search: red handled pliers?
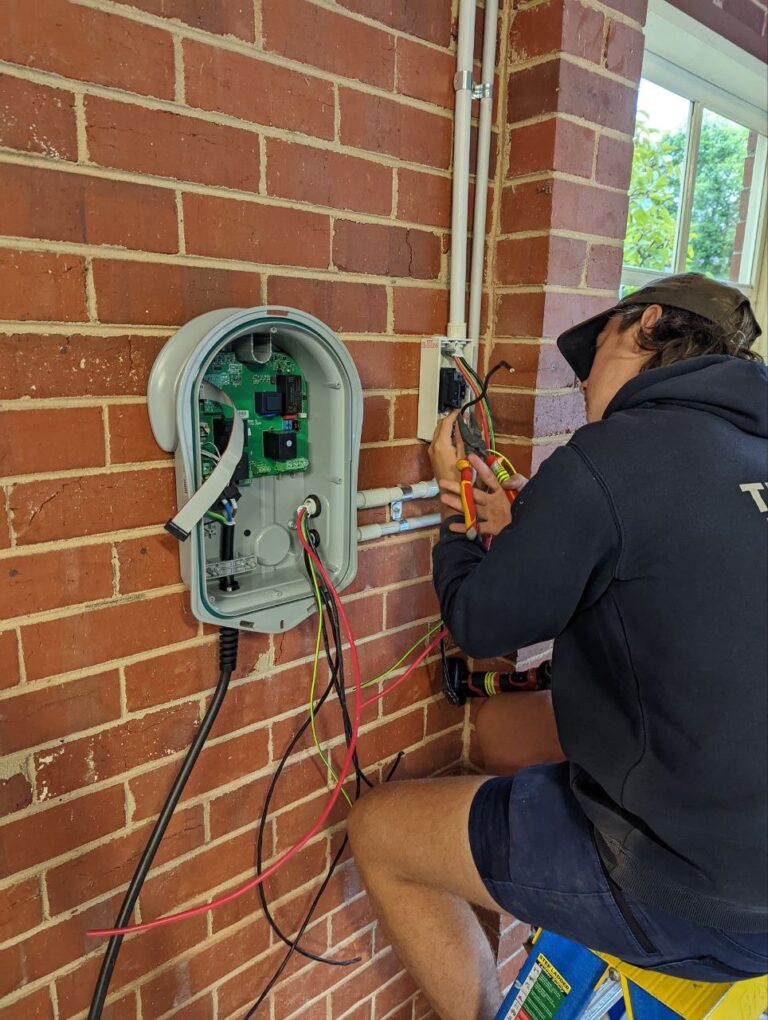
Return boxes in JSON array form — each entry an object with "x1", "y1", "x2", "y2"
[{"x1": 456, "y1": 414, "x2": 516, "y2": 540}]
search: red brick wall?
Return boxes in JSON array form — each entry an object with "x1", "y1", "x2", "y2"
[
  {"x1": 667, "y1": 0, "x2": 768, "y2": 62},
  {"x1": 0, "y1": 1, "x2": 471, "y2": 1016}
]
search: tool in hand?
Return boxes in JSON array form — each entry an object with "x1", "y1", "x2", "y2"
[
  {"x1": 455, "y1": 412, "x2": 517, "y2": 540},
  {"x1": 441, "y1": 655, "x2": 552, "y2": 706}
]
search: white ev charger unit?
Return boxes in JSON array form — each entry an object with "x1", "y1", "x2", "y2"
[{"x1": 147, "y1": 306, "x2": 363, "y2": 633}]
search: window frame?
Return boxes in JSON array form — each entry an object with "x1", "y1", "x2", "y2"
[{"x1": 622, "y1": 0, "x2": 768, "y2": 329}]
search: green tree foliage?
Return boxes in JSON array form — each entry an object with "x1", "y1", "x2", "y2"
[{"x1": 625, "y1": 109, "x2": 750, "y2": 281}]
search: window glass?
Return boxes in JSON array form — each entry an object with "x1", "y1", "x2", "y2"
[
  {"x1": 625, "y1": 80, "x2": 691, "y2": 273},
  {"x1": 686, "y1": 110, "x2": 756, "y2": 283}
]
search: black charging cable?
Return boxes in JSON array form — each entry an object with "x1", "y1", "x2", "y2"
[{"x1": 87, "y1": 627, "x2": 239, "y2": 1019}]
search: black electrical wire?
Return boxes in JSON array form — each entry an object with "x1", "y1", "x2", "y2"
[
  {"x1": 460, "y1": 359, "x2": 512, "y2": 418},
  {"x1": 246, "y1": 538, "x2": 408, "y2": 1016},
  {"x1": 244, "y1": 752, "x2": 405, "y2": 1020},
  {"x1": 87, "y1": 628, "x2": 239, "y2": 1020}
]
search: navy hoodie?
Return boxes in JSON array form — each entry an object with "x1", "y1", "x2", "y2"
[{"x1": 433, "y1": 356, "x2": 768, "y2": 931}]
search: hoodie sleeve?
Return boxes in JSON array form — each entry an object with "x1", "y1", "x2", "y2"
[{"x1": 432, "y1": 443, "x2": 621, "y2": 658}]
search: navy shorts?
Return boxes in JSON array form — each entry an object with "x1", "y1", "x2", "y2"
[{"x1": 468, "y1": 763, "x2": 768, "y2": 982}]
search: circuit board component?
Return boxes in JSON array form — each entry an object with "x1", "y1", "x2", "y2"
[{"x1": 199, "y1": 349, "x2": 309, "y2": 481}]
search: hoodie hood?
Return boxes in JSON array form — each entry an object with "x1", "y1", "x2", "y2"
[{"x1": 604, "y1": 355, "x2": 768, "y2": 438}]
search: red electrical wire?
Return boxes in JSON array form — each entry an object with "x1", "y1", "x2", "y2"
[
  {"x1": 87, "y1": 508, "x2": 363, "y2": 940},
  {"x1": 360, "y1": 630, "x2": 447, "y2": 710}
]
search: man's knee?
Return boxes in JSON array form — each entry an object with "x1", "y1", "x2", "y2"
[
  {"x1": 475, "y1": 699, "x2": 533, "y2": 775},
  {"x1": 346, "y1": 783, "x2": 391, "y2": 868}
]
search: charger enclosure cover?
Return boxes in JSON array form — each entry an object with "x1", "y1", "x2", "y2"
[{"x1": 147, "y1": 306, "x2": 363, "y2": 633}]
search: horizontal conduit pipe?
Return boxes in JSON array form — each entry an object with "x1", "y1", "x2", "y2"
[
  {"x1": 356, "y1": 481, "x2": 439, "y2": 511},
  {"x1": 357, "y1": 514, "x2": 442, "y2": 543}
]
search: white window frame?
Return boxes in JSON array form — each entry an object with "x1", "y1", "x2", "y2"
[{"x1": 622, "y1": 0, "x2": 768, "y2": 340}]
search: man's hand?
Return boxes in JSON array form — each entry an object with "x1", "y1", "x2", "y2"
[
  {"x1": 439, "y1": 455, "x2": 528, "y2": 537},
  {"x1": 428, "y1": 411, "x2": 464, "y2": 490}
]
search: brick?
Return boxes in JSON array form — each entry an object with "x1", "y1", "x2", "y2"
[
  {"x1": 34, "y1": 699, "x2": 200, "y2": 799},
  {"x1": 359, "y1": 708, "x2": 425, "y2": 761},
  {"x1": 10, "y1": 467, "x2": 174, "y2": 545},
  {"x1": 0, "y1": 406, "x2": 105, "y2": 475},
  {"x1": 266, "y1": 138, "x2": 392, "y2": 216},
  {"x1": 53, "y1": 907, "x2": 207, "y2": 1018},
  {"x1": 599, "y1": 0, "x2": 648, "y2": 21},
  {"x1": 397, "y1": 169, "x2": 452, "y2": 228},
  {"x1": 0, "y1": 334, "x2": 166, "y2": 400},
  {"x1": 496, "y1": 235, "x2": 587, "y2": 287},
  {"x1": 0, "y1": 73, "x2": 76, "y2": 159},
  {"x1": 396, "y1": 37, "x2": 454, "y2": 108},
  {"x1": 46, "y1": 804, "x2": 204, "y2": 914},
  {"x1": 386, "y1": 579, "x2": 439, "y2": 629},
  {"x1": 186, "y1": 43, "x2": 333, "y2": 141},
  {"x1": 0, "y1": 164, "x2": 178, "y2": 254},
  {"x1": 0, "y1": 671, "x2": 120, "y2": 757},
  {"x1": 92, "y1": 260, "x2": 260, "y2": 327},
  {"x1": 349, "y1": 535, "x2": 432, "y2": 597},
  {"x1": 274, "y1": 590, "x2": 384, "y2": 665},
  {"x1": 183, "y1": 193, "x2": 330, "y2": 269},
  {"x1": 340, "y1": 89, "x2": 452, "y2": 170},
  {"x1": 0, "y1": 877, "x2": 41, "y2": 941},
  {"x1": 507, "y1": 59, "x2": 637, "y2": 135},
  {"x1": 267, "y1": 277, "x2": 387, "y2": 333},
  {"x1": 0, "y1": 987, "x2": 53, "y2": 1020},
  {"x1": 0, "y1": 250, "x2": 86, "y2": 322},
  {"x1": 534, "y1": 390, "x2": 586, "y2": 435},
  {"x1": 392, "y1": 286, "x2": 449, "y2": 334},
  {"x1": 507, "y1": 118, "x2": 595, "y2": 179},
  {"x1": 510, "y1": 0, "x2": 605, "y2": 63},
  {"x1": 501, "y1": 178, "x2": 628, "y2": 239},
  {"x1": 0, "y1": 785, "x2": 124, "y2": 876},
  {"x1": 392, "y1": 392, "x2": 418, "y2": 440},
  {"x1": 116, "y1": 532, "x2": 179, "y2": 594},
  {"x1": 395, "y1": 729, "x2": 463, "y2": 780},
  {"x1": 0, "y1": 0, "x2": 174, "y2": 99},
  {"x1": 333, "y1": 221, "x2": 441, "y2": 279},
  {"x1": 0, "y1": 767, "x2": 32, "y2": 817},
  {"x1": 22, "y1": 591, "x2": 196, "y2": 682},
  {"x1": 375, "y1": 970, "x2": 420, "y2": 1016},
  {"x1": 338, "y1": 0, "x2": 452, "y2": 46},
  {"x1": 604, "y1": 19, "x2": 645, "y2": 80},
  {"x1": 358, "y1": 443, "x2": 431, "y2": 489},
  {"x1": 86, "y1": 97, "x2": 260, "y2": 192},
  {"x1": 0, "y1": 544, "x2": 113, "y2": 620},
  {"x1": 595, "y1": 133, "x2": 634, "y2": 191},
  {"x1": 345, "y1": 340, "x2": 420, "y2": 389},
  {"x1": 362, "y1": 394, "x2": 391, "y2": 443},
  {"x1": 139, "y1": 915, "x2": 270, "y2": 1017},
  {"x1": 489, "y1": 340, "x2": 576, "y2": 390},
  {"x1": 586, "y1": 243, "x2": 623, "y2": 290},
  {"x1": 124, "y1": 641, "x2": 216, "y2": 711},
  {"x1": 112, "y1": 0, "x2": 254, "y2": 37},
  {"x1": 378, "y1": 662, "x2": 438, "y2": 717},
  {"x1": 330, "y1": 949, "x2": 403, "y2": 1017},
  {"x1": 107, "y1": 403, "x2": 167, "y2": 465},
  {"x1": 271, "y1": 930, "x2": 373, "y2": 1018},
  {"x1": 0, "y1": 629, "x2": 20, "y2": 690},
  {"x1": 264, "y1": 0, "x2": 395, "y2": 89}
]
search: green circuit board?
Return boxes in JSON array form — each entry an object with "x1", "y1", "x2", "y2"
[{"x1": 199, "y1": 349, "x2": 309, "y2": 481}]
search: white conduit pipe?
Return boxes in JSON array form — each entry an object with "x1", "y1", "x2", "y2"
[
  {"x1": 447, "y1": 0, "x2": 477, "y2": 342},
  {"x1": 356, "y1": 481, "x2": 439, "y2": 510},
  {"x1": 358, "y1": 513, "x2": 442, "y2": 543},
  {"x1": 468, "y1": 0, "x2": 499, "y2": 345}
]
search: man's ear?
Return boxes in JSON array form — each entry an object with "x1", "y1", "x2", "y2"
[{"x1": 640, "y1": 304, "x2": 663, "y2": 330}]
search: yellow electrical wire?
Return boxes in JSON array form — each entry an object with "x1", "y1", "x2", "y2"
[
  {"x1": 302, "y1": 515, "x2": 354, "y2": 807},
  {"x1": 488, "y1": 449, "x2": 518, "y2": 479},
  {"x1": 360, "y1": 622, "x2": 443, "y2": 690}
]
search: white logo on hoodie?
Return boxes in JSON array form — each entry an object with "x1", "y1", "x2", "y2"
[{"x1": 740, "y1": 483, "x2": 768, "y2": 513}]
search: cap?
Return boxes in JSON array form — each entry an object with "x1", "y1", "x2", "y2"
[{"x1": 556, "y1": 272, "x2": 762, "y2": 381}]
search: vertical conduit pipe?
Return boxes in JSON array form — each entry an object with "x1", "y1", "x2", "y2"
[
  {"x1": 447, "y1": 0, "x2": 478, "y2": 342},
  {"x1": 468, "y1": 0, "x2": 499, "y2": 348}
]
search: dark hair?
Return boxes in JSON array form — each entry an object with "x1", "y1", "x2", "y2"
[{"x1": 619, "y1": 303, "x2": 763, "y2": 373}]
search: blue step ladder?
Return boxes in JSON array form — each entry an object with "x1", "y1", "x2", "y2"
[{"x1": 495, "y1": 929, "x2": 768, "y2": 1020}]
